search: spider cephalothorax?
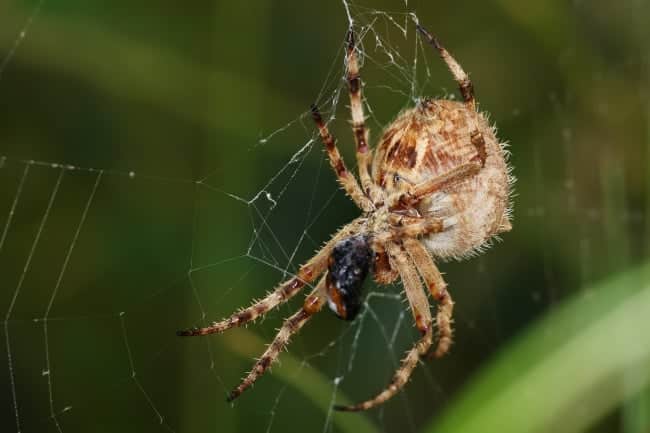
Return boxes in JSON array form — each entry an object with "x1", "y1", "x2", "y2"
[{"x1": 179, "y1": 23, "x2": 512, "y2": 412}]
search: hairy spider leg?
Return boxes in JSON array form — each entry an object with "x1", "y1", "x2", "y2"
[
  {"x1": 415, "y1": 24, "x2": 475, "y2": 110},
  {"x1": 335, "y1": 328, "x2": 433, "y2": 412},
  {"x1": 311, "y1": 105, "x2": 374, "y2": 212},
  {"x1": 177, "y1": 218, "x2": 364, "y2": 336},
  {"x1": 346, "y1": 29, "x2": 382, "y2": 205},
  {"x1": 416, "y1": 24, "x2": 487, "y2": 168},
  {"x1": 372, "y1": 244, "x2": 399, "y2": 285},
  {"x1": 389, "y1": 162, "x2": 481, "y2": 210},
  {"x1": 390, "y1": 216, "x2": 444, "y2": 239},
  {"x1": 386, "y1": 242, "x2": 432, "y2": 335},
  {"x1": 371, "y1": 214, "x2": 444, "y2": 284},
  {"x1": 226, "y1": 278, "x2": 327, "y2": 402},
  {"x1": 403, "y1": 238, "x2": 454, "y2": 358},
  {"x1": 335, "y1": 242, "x2": 432, "y2": 411},
  {"x1": 372, "y1": 216, "x2": 444, "y2": 245}
]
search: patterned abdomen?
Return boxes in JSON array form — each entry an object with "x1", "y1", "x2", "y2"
[{"x1": 372, "y1": 99, "x2": 512, "y2": 259}]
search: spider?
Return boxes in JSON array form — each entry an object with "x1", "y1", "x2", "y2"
[{"x1": 178, "y1": 24, "x2": 512, "y2": 412}]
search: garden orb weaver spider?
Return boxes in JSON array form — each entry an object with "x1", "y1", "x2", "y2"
[{"x1": 178, "y1": 23, "x2": 512, "y2": 412}]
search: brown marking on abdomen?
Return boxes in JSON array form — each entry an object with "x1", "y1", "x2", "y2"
[
  {"x1": 378, "y1": 170, "x2": 387, "y2": 188},
  {"x1": 385, "y1": 137, "x2": 419, "y2": 170},
  {"x1": 378, "y1": 128, "x2": 398, "y2": 151},
  {"x1": 435, "y1": 148, "x2": 457, "y2": 167},
  {"x1": 385, "y1": 140, "x2": 400, "y2": 164},
  {"x1": 406, "y1": 146, "x2": 418, "y2": 168},
  {"x1": 422, "y1": 147, "x2": 440, "y2": 172}
]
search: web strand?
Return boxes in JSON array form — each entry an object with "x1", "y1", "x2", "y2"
[
  {"x1": 41, "y1": 170, "x2": 101, "y2": 432},
  {"x1": 0, "y1": 2, "x2": 647, "y2": 433},
  {"x1": 0, "y1": 0, "x2": 45, "y2": 81},
  {"x1": 4, "y1": 164, "x2": 62, "y2": 433}
]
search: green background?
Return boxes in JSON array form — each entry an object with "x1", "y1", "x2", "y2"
[{"x1": 0, "y1": 1, "x2": 649, "y2": 432}]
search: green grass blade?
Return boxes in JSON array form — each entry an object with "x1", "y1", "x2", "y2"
[{"x1": 424, "y1": 263, "x2": 650, "y2": 433}]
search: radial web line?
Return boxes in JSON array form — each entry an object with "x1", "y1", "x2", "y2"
[
  {"x1": 0, "y1": 164, "x2": 29, "y2": 254},
  {"x1": 4, "y1": 165, "x2": 63, "y2": 433},
  {"x1": 41, "y1": 170, "x2": 102, "y2": 432},
  {"x1": 0, "y1": 0, "x2": 45, "y2": 79}
]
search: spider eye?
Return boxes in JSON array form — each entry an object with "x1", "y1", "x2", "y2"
[{"x1": 326, "y1": 235, "x2": 372, "y2": 321}]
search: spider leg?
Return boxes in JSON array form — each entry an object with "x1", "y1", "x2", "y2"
[
  {"x1": 385, "y1": 242, "x2": 432, "y2": 337},
  {"x1": 372, "y1": 243, "x2": 398, "y2": 285},
  {"x1": 388, "y1": 161, "x2": 481, "y2": 210},
  {"x1": 403, "y1": 238, "x2": 454, "y2": 358},
  {"x1": 178, "y1": 218, "x2": 364, "y2": 336},
  {"x1": 389, "y1": 215, "x2": 444, "y2": 239},
  {"x1": 311, "y1": 105, "x2": 374, "y2": 212},
  {"x1": 415, "y1": 24, "x2": 475, "y2": 110},
  {"x1": 226, "y1": 278, "x2": 327, "y2": 402},
  {"x1": 416, "y1": 24, "x2": 487, "y2": 168},
  {"x1": 335, "y1": 328, "x2": 432, "y2": 412},
  {"x1": 374, "y1": 217, "x2": 444, "y2": 243},
  {"x1": 345, "y1": 29, "x2": 382, "y2": 204},
  {"x1": 335, "y1": 242, "x2": 432, "y2": 412}
]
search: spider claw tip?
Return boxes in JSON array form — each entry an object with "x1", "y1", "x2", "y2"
[
  {"x1": 310, "y1": 104, "x2": 322, "y2": 122},
  {"x1": 415, "y1": 24, "x2": 442, "y2": 49},
  {"x1": 333, "y1": 404, "x2": 359, "y2": 412}
]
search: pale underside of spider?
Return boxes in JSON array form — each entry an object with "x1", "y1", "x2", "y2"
[{"x1": 179, "y1": 23, "x2": 512, "y2": 412}]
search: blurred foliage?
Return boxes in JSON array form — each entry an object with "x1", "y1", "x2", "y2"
[
  {"x1": 426, "y1": 263, "x2": 650, "y2": 433},
  {"x1": 0, "y1": 1, "x2": 648, "y2": 433}
]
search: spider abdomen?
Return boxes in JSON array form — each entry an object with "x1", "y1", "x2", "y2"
[{"x1": 373, "y1": 99, "x2": 512, "y2": 259}]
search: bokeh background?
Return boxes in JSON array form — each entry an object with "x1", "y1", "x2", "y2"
[{"x1": 1, "y1": 1, "x2": 649, "y2": 433}]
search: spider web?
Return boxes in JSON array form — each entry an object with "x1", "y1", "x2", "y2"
[{"x1": 1, "y1": 1, "x2": 649, "y2": 433}]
